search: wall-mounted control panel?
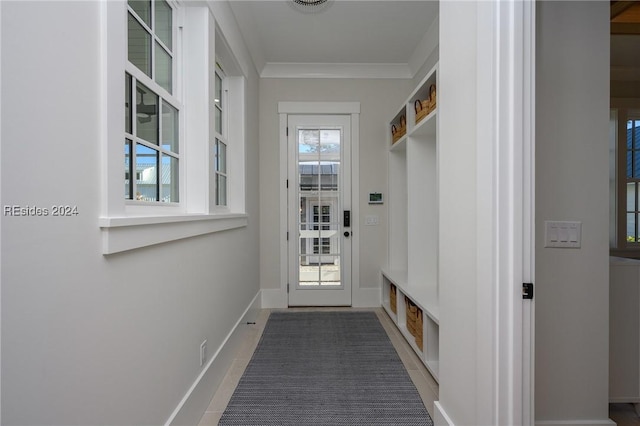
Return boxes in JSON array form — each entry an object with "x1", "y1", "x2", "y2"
[{"x1": 544, "y1": 221, "x2": 581, "y2": 248}]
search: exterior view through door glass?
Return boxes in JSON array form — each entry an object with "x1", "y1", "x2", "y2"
[{"x1": 288, "y1": 115, "x2": 351, "y2": 306}]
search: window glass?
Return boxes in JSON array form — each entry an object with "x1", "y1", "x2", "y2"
[
  {"x1": 162, "y1": 101, "x2": 179, "y2": 153},
  {"x1": 215, "y1": 73, "x2": 222, "y2": 134},
  {"x1": 136, "y1": 81, "x2": 159, "y2": 144},
  {"x1": 128, "y1": 0, "x2": 151, "y2": 26},
  {"x1": 125, "y1": 139, "x2": 133, "y2": 199},
  {"x1": 125, "y1": 74, "x2": 132, "y2": 134},
  {"x1": 217, "y1": 140, "x2": 227, "y2": 173},
  {"x1": 155, "y1": 0, "x2": 172, "y2": 50},
  {"x1": 162, "y1": 154, "x2": 179, "y2": 202},
  {"x1": 135, "y1": 143, "x2": 158, "y2": 201},
  {"x1": 215, "y1": 139, "x2": 228, "y2": 206},
  {"x1": 628, "y1": 213, "x2": 637, "y2": 242},
  {"x1": 128, "y1": 13, "x2": 151, "y2": 77},
  {"x1": 155, "y1": 43, "x2": 172, "y2": 94},
  {"x1": 627, "y1": 182, "x2": 636, "y2": 212},
  {"x1": 216, "y1": 175, "x2": 227, "y2": 206}
]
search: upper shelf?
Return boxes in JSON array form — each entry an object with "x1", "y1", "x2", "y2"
[{"x1": 389, "y1": 63, "x2": 438, "y2": 148}]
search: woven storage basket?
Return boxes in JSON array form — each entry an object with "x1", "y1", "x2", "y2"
[
  {"x1": 415, "y1": 99, "x2": 431, "y2": 124},
  {"x1": 427, "y1": 84, "x2": 437, "y2": 114},
  {"x1": 415, "y1": 308, "x2": 424, "y2": 351},
  {"x1": 405, "y1": 296, "x2": 418, "y2": 337},
  {"x1": 390, "y1": 284, "x2": 397, "y2": 314},
  {"x1": 391, "y1": 124, "x2": 406, "y2": 144}
]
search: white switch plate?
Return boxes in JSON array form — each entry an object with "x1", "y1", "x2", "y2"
[
  {"x1": 544, "y1": 221, "x2": 581, "y2": 248},
  {"x1": 365, "y1": 215, "x2": 379, "y2": 226}
]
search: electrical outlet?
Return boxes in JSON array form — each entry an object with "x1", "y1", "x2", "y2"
[{"x1": 200, "y1": 340, "x2": 207, "y2": 367}]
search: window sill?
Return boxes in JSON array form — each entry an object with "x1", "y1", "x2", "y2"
[{"x1": 99, "y1": 213, "x2": 248, "y2": 255}]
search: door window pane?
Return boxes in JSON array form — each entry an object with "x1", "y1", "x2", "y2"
[
  {"x1": 136, "y1": 81, "x2": 158, "y2": 144},
  {"x1": 128, "y1": 13, "x2": 151, "y2": 77},
  {"x1": 320, "y1": 129, "x2": 341, "y2": 155},
  {"x1": 136, "y1": 144, "x2": 158, "y2": 201},
  {"x1": 162, "y1": 101, "x2": 178, "y2": 153},
  {"x1": 155, "y1": 43, "x2": 172, "y2": 94},
  {"x1": 155, "y1": 0, "x2": 172, "y2": 50}
]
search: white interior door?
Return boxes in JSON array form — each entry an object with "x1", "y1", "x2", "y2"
[{"x1": 287, "y1": 115, "x2": 352, "y2": 306}]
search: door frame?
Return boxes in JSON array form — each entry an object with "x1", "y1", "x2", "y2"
[{"x1": 277, "y1": 102, "x2": 361, "y2": 307}]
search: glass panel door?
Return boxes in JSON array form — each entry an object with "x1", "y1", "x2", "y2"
[{"x1": 288, "y1": 115, "x2": 351, "y2": 306}]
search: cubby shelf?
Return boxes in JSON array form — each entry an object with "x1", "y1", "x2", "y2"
[{"x1": 383, "y1": 62, "x2": 439, "y2": 383}]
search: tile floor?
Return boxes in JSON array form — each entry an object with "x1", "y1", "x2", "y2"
[
  {"x1": 198, "y1": 307, "x2": 439, "y2": 425},
  {"x1": 198, "y1": 307, "x2": 639, "y2": 425}
]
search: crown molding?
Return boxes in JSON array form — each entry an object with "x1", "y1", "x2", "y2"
[{"x1": 260, "y1": 62, "x2": 412, "y2": 79}]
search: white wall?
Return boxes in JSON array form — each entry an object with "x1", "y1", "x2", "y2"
[
  {"x1": 437, "y1": 2, "x2": 482, "y2": 424},
  {"x1": 258, "y1": 78, "x2": 413, "y2": 303},
  {"x1": 1, "y1": 2, "x2": 260, "y2": 424},
  {"x1": 535, "y1": 1, "x2": 611, "y2": 424}
]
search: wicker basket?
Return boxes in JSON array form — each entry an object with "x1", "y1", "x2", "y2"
[
  {"x1": 405, "y1": 296, "x2": 418, "y2": 337},
  {"x1": 415, "y1": 308, "x2": 424, "y2": 351},
  {"x1": 427, "y1": 84, "x2": 437, "y2": 113},
  {"x1": 391, "y1": 122, "x2": 406, "y2": 144},
  {"x1": 415, "y1": 99, "x2": 430, "y2": 124},
  {"x1": 390, "y1": 284, "x2": 397, "y2": 314}
]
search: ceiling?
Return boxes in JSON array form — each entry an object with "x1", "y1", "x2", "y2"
[{"x1": 228, "y1": 0, "x2": 439, "y2": 78}]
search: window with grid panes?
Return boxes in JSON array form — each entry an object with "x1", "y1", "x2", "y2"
[
  {"x1": 214, "y1": 66, "x2": 228, "y2": 207},
  {"x1": 125, "y1": 0, "x2": 180, "y2": 203},
  {"x1": 625, "y1": 118, "x2": 640, "y2": 243}
]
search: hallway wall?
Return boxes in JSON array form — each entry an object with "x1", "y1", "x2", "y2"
[
  {"x1": 535, "y1": 1, "x2": 611, "y2": 424},
  {"x1": 0, "y1": 2, "x2": 260, "y2": 424}
]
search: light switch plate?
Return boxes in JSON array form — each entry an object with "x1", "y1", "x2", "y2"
[
  {"x1": 365, "y1": 215, "x2": 379, "y2": 226},
  {"x1": 544, "y1": 221, "x2": 581, "y2": 248}
]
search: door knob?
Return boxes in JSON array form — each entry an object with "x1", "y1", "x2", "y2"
[{"x1": 344, "y1": 231, "x2": 350, "y2": 237}]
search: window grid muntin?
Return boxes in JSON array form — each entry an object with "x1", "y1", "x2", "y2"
[
  {"x1": 126, "y1": 1, "x2": 180, "y2": 204},
  {"x1": 125, "y1": 72, "x2": 180, "y2": 203},
  {"x1": 215, "y1": 139, "x2": 228, "y2": 206},
  {"x1": 213, "y1": 65, "x2": 228, "y2": 207},
  {"x1": 127, "y1": 1, "x2": 175, "y2": 95}
]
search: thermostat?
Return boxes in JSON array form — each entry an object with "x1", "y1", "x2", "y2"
[{"x1": 368, "y1": 192, "x2": 383, "y2": 204}]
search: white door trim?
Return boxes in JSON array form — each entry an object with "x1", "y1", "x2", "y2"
[
  {"x1": 480, "y1": 1, "x2": 535, "y2": 424},
  {"x1": 469, "y1": 1, "x2": 535, "y2": 425},
  {"x1": 277, "y1": 102, "x2": 361, "y2": 308}
]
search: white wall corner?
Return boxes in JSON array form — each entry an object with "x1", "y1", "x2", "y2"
[
  {"x1": 434, "y1": 401, "x2": 454, "y2": 426},
  {"x1": 261, "y1": 288, "x2": 287, "y2": 309},
  {"x1": 408, "y1": 13, "x2": 439, "y2": 78},
  {"x1": 352, "y1": 287, "x2": 381, "y2": 308},
  {"x1": 206, "y1": 0, "x2": 258, "y2": 78},
  {"x1": 165, "y1": 291, "x2": 262, "y2": 426}
]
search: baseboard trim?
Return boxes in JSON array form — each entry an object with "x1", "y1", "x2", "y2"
[
  {"x1": 535, "y1": 420, "x2": 616, "y2": 426},
  {"x1": 165, "y1": 290, "x2": 262, "y2": 426},
  {"x1": 434, "y1": 401, "x2": 454, "y2": 426}
]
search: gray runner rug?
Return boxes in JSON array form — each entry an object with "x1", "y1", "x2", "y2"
[{"x1": 218, "y1": 311, "x2": 433, "y2": 425}]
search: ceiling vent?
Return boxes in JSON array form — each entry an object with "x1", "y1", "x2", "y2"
[{"x1": 289, "y1": 0, "x2": 333, "y2": 13}]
